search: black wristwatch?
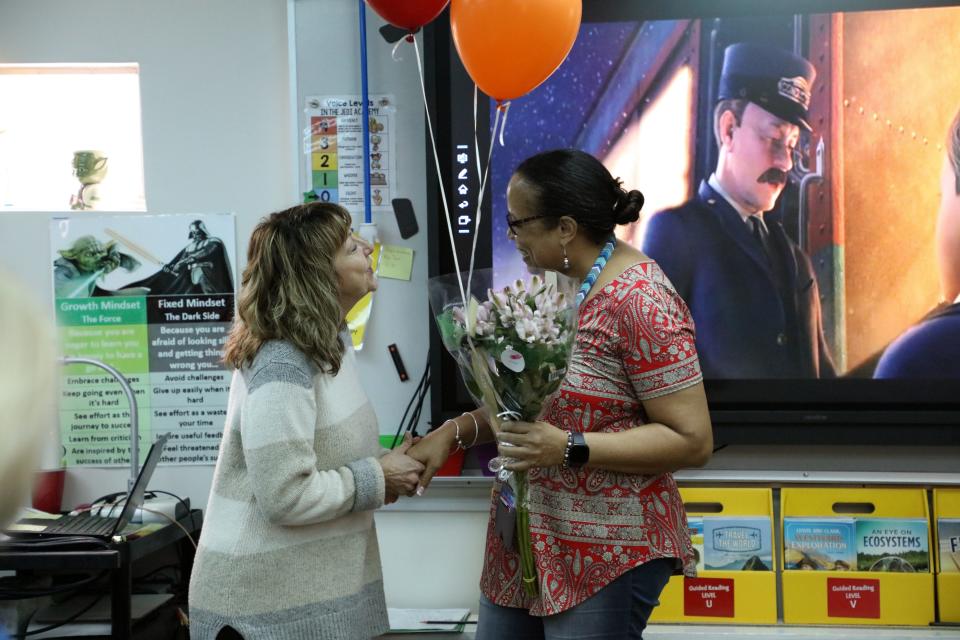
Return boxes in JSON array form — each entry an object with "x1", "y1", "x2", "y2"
[{"x1": 564, "y1": 431, "x2": 590, "y2": 468}]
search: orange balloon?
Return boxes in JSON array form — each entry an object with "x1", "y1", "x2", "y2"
[{"x1": 451, "y1": 0, "x2": 581, "y2": 102}]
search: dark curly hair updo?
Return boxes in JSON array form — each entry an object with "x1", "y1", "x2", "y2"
[{"x1": 513, "y1": 149, "x2": 645, "y2": 244}]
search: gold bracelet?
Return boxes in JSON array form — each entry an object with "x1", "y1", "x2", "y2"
[{"x1": 460, "y1": 411, "x2": 480, "y2": 448}]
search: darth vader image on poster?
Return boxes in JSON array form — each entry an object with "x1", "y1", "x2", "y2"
[{"x1": 115, "y1": 219, "x2": 234, "y2": 296}]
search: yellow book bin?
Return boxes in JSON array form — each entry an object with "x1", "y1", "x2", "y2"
[
  {"x1": 934, "y1": 488, "x2": 960, "y2": 622},
  {"x1": 650, "y1": 487, "x2": 777, "y2": 624},
  {"x1": 781, "y1": 487, "x2": 934, "y2": 626}
]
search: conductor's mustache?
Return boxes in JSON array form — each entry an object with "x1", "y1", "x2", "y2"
[{"x1": 758, "y1": 168, "x2": 788, "y2": 186}]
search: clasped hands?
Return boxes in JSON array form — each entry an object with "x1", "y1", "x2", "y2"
[
  {"x1": 380, "y1": 419, "x2": 569, "y2": 503},
  {"x1": 378, "y1": 432, "x2": 424, "y2": 504}
]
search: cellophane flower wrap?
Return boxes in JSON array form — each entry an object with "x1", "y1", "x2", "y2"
[{"x1": 428, "y1": 269, "x2": 578, "y2": 597}]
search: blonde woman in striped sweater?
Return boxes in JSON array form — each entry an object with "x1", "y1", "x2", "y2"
[{"x1": 189, "y1": 202, "x2": 424, "y2": 640}]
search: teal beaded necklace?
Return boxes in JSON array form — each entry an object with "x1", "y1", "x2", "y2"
[{"x1": 576, "y1": 236, "x2": 616, "y2": 307}]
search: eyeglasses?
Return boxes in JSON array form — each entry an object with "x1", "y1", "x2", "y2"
[{"x1": 505, "y1": 214, "x2": 549, "y2": 235}]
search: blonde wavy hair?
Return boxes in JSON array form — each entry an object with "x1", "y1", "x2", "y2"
[
  {"x1": 0, "y1": 272, "x2": 58, "y2": 525},
  {"x1": 224, "y1": 202, "x2": 352, "y2": 374}
]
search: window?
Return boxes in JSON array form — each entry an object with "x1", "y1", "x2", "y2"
[
  {"x1": 604, "y1": 65, "x2": 694, "y2": 246},
  {"x1": 0, "y1": 64, "x2": 145, "y2": 211}
]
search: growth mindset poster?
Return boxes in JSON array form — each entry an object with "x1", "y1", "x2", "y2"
[{"x1": 51, "y1": 214, "x2": 236, "y2": 466}]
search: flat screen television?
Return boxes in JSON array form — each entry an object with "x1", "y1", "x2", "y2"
[{"x1": 424, "y1": 0, "x2": 960, "y2": 445}]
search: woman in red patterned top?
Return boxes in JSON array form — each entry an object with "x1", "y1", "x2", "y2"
[{"x1": 410, "y1": 149, "x2": 712, "y2": 639}]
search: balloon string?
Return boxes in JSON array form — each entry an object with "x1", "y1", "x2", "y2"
[
  {"x1": 412, "y1": 33, "x2": 468, "y2": 310},
  {"x1": 465, "y1": 100, "x2": 502, "y2": 301},
  {"x1": 391, "y1": 39, "x2": 405, "y2": 61},
  {"x1": 498, "y1": 101, "x2": 511, "y2": 146},
  {"x1": 473, "y1": 86, "x2": 483, "y2": 186}
]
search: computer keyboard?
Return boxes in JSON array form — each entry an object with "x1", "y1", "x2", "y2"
[{"x1": 43, "y1": 515, "x2": 118, "y2": 535}]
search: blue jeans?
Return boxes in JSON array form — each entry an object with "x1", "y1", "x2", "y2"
[{"x1": 476, "y1": 558, "x2": 675, "y2": 640}]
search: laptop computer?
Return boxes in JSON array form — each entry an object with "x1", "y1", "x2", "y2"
[{"x1": 5, "y1": 433, "x2": 170, "y2": 540}]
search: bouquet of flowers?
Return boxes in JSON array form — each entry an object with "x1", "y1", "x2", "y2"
[{"x1": 429, "y1": 269, "x2": 578, "y2": 597}]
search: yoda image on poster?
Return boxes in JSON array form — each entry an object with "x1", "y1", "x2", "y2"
[{"x1": 52, "y1": 216, "x2": 235, "y2": 299}]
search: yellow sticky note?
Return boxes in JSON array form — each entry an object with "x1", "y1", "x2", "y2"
[{"x1": 378, "y1": 245, "x2": 414, "y2": 281}]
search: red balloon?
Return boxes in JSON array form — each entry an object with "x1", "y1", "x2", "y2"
[
  {"x1": 451, "y1": 0, "x2": 581, "y2": 101},
  {"x1": 366, "y1": 0, "x2": 449, "y2": 32}
]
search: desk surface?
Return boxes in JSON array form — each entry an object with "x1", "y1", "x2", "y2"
[{"x1": 0, "y1": 510, "x2": 202, "y2": 570}]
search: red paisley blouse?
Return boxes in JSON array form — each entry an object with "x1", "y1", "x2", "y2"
[{"x1": 479, "y1": 262, "x2": 703, "y2": 616}]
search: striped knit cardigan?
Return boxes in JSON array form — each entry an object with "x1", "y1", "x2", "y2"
[{"x1": 189, "y1": 340, "x2": 389, "y2": 640}]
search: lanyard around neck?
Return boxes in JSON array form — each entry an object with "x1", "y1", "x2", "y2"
[{"x1": 576, "y1": 236, "x2": 616, "y2": 307}]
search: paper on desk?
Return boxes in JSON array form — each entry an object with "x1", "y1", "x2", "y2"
[
  {"x1": 6, "y1": 523, "x2": 47, "y2": 532},
  {"x1": 17, "y1": 507, "x2": 60, "y2": 519},
  {"x1": 387, "y1": 608, "x2": 470, "y2": 633},
  {"x1": 6, "y1": 508, "x2": 60, "y2": 532}
]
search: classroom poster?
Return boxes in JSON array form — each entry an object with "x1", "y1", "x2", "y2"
[
  {"x1": 50, "y1": 214, "x2": 236, "y2": 467},
  {"x1": 303, "y1": 94, "x2": 397, "y2": 218}
]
